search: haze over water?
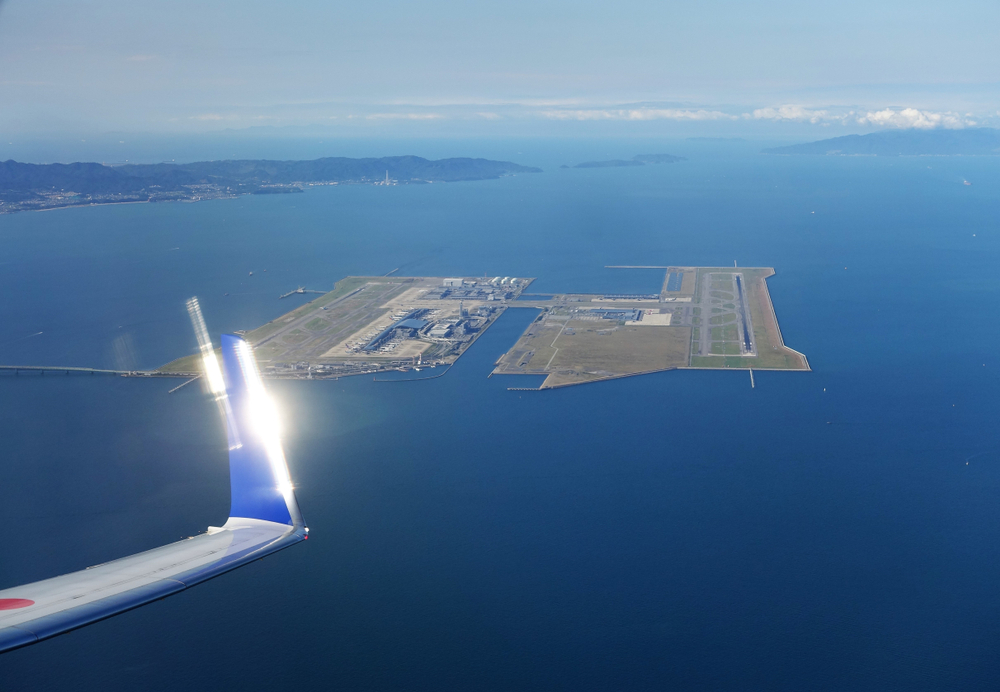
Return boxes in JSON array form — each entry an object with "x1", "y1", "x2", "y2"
[{"x1": 2, "y1": 140, "x2": 1000, "y2": 690}]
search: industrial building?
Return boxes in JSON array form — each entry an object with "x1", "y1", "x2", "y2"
[{"x1": 589, "y1": 308, "x2": 642, "y2": 321}]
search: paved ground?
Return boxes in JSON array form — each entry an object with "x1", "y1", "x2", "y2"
[{"x1": 495, "y1": 266, "x2": 807, "y2": 388}]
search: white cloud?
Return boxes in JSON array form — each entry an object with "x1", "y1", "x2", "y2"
[
  {"x1": 540, "y1": 108, "x2": 736, "y2": 121},
  {"x1": 856, "y1": 108, "x2": 974, "y2": 129},
  {"x1": 744, "y1": 104, "x2": 981, "y2": 129},
  {"x1": 166, "y1": 102, "x2": 987, "y2": 132},
  {"x1": 748, "y1": 105, "x2": 832, "y2": 123},
  {"x1": 365, "y1": 112, "x2": 444, "y2": 120}
]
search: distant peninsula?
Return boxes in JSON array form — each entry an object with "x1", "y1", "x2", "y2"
[
  {"x1": 763, "y1": 128, "x2": 1000, "y2": 156},
  {"x1": 0, "y1": 155, "x2": 542, "y2": 213},
  {"x1": 573, "y1": 153, "x2": 686, "y2": 168}
]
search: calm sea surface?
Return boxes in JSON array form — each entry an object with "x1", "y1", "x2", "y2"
[{"x1": 2, "y1": 140, "x2": 1000, "y2": 690}]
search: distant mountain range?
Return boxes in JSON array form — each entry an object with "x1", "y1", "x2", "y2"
[
  {"x1": 763, "y1": 128, "x2": 1000, "y2": 156},
  {"x1": 570, "y1": 153, "x2": 686, "y2": 169},
  {"x1": 0, "y1": 155, "x2": 541, "y2": 213}
]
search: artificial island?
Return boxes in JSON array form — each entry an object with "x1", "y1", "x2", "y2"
[{"x1": 159, "y1": 267, "x2": 809, "y2": 389}]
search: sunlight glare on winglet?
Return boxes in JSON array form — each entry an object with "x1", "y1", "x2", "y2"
[{"x1": 234, "y1": 338, "x2": 295, "y2": 499}]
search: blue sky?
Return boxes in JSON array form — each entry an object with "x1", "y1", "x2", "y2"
[{"x1": 0, "y1": 0, "x2": 997, "y2": 136}]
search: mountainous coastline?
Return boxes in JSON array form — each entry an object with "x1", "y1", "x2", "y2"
[
  {"x1": 763, "y1": 128, "x2": 1000, "y2": 156},
  {"x1": 0, "y1": 155, "x2": 542, "y2": 213}
]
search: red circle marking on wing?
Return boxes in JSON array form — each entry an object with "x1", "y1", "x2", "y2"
[{"x1": 0, "y1": 598, "x2": 34, "y2": 610}]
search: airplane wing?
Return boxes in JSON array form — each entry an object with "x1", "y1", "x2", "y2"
[{"x1": 0, "y1": 334, "x2": 307, "y2": 653}]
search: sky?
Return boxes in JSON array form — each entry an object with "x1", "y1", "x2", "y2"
[{"x1": 0, "y1": 0, "x2": 998, "y2": 138}]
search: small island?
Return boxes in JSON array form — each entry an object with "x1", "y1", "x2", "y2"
[{"x1": 0, "y1": 155, "x2": 542, "y2": 214}]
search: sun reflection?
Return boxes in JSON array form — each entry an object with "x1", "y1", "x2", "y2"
[{"x1": 234, "y1": 338, "x2": 296, "y2": 499}]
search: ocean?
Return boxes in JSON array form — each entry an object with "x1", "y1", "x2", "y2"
[{"x1": 2, "y1": 139, "x2": 1000, "y2": 690}]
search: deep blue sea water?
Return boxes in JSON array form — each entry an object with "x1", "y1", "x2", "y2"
[{"x1": 2, "y1": 140, "x2": 1000, "y2": 690}]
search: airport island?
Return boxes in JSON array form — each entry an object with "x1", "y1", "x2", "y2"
[{"x1": 159, "y1": 267, "x2": 809, "y2": 389}]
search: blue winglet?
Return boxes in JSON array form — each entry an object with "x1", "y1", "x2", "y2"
[{"x1": 220, "y1": 334, "x2": 303, "y2": 527}]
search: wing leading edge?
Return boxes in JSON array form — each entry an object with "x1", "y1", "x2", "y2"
[{"x1": 0, "y1": 334, "x2": 307, "y2": 654}]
